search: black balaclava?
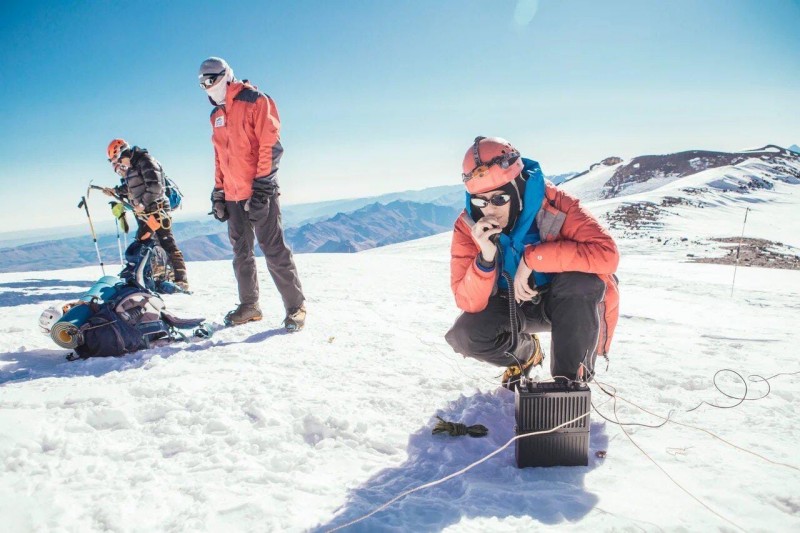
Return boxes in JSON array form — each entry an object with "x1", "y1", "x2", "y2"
[{"x1": 469, "y1": 171, "x2": 526, "y2": 233}]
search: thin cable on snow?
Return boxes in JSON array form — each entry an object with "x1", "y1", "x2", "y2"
[
  {"x1": 593, "y1": 379, "x2": 800, "y2": 473},
  {"x1": 325, "y1": 412, "x2": 590, "y2": 533},
  {"x1": 598, "y1": 379, "x2": 746, "y2": 532}
]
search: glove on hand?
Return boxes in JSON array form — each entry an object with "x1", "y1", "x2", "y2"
[
  {"x1": 210, "y1": 189, "x2": 228, "y2": 222},
  {"x1": 109, "y1": 201, "x2": 130, "y2": 233},
  {"x1": 245, "y1": 177, "x2": 277, "y2": 213},
  {"x1": 110, "y1": 201, "x2": 126, "y2": 219}
]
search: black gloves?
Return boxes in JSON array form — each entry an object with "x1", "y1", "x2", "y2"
[
  {"x1": 210, "y1": 189, "x2": 228, "y2": 222},
  {"x1": 245, "y1": 177, "x2": 277, "y2": 215}
]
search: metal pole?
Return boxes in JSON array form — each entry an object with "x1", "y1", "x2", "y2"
[
  {"x1": 77, "y1": 195, "x2": 105, "y2": 275},
  {"x1": 115, "y1": 216, "x2": 124, "y2": 265},
  {"x1": 730, "y1": 207, "x2": 750, "y2": 297}
]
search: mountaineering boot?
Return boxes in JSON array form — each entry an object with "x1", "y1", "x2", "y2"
[
  {"x1": 224, "y1": 303, "x2": 263, "y2": 326},
  {"x1": 283, "y1": 304, "x2": 306, "y2": 332},
  {"x1": 501, "y1": 333, "x2": 544, "y2": 390}
]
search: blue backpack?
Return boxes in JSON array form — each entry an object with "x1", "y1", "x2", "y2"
[{"x1": 164, "y1": 176, "x2": 183, "y2": 210}]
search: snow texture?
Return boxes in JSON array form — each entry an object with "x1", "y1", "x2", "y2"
[{"x1": 1, "y1": 158, "x2": 799, "y2": 532}]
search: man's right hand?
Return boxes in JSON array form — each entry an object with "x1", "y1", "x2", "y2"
[
  {"x1": 471, "y1": 216, "x2": 502, "y2": 263},
  {"x1": 210, "y1": 189, "x2": 228, "y2": 222}
]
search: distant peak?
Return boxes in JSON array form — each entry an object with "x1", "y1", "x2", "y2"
[{"x1": 589, "y1": 156, "x2": 623, "y2": 171}]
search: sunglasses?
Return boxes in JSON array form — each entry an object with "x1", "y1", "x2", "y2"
[
  {"x1": 462, "y1": 151, "x2": 520, "y2": 183},
  {"x1": 199, "y1": 69, "x2": 227, "y2": 89},
  {"x1": 470, "y1": 193, "x2": 512, "y2": 208}
]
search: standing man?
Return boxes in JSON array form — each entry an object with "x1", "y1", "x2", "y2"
[
  {"x1": 198, "y1": 57, "x2": 306, "y2": 331},
  {"x1": 105, "y1": 139, "x2": 190, "y2": 291}
]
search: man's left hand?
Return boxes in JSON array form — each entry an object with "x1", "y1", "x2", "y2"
[
  {"x1": 245, "y1": 177, "x2": 277, "y2": 213},
  {"x1": 513, "y1": 257, "x2": 539, "y2": 303}
]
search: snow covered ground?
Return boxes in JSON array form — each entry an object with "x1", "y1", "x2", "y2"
[{"x1": 1, "y1": 162, "x2": 799, "y2": 532}]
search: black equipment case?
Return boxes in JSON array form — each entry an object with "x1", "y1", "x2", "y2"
[{"x1": 515, "y1": 380, "x2": 591, "y2": 467}]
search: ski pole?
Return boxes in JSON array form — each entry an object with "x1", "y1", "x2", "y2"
[
  {"x1": 730, "y1": 207, "x2": 750, "y2": 297},
  {"x1": 77, "y1": 195, "x2": 105, "y2": 275},
  {"x1": 115, "y1": 216, "x2": 124, "y2": 265}
]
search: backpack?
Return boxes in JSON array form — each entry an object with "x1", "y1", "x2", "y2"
[
  {"x1": 70, "y1": 286, "x2": 203, "y2": 358},
  {"x1": 121, "y1": 240, "x2": 175, "y2": 292},
  {"x1": 74, "y1": 303, "x2": 146, "y2": 358},
  {"x1": 164, "y1": 176, "x2": 183, "y2": 210},
  {"x1": 113, "y1": 286, "x2": 171, "y2": 345}
]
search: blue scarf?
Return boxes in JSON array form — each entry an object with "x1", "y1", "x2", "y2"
[{"x1": 465, "y1": 158, "x2": 552, "y2": 290}]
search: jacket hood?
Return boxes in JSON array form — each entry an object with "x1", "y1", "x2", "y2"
[
  {"x1": 463, "y1": 157, "x2": 550, "y2": 288},
  {"x1": 207, "y1": 79, "x2": 257, "y2": 106},
  {"x1": 464, "y1": 157, "x2": 544, "y2": 231}
]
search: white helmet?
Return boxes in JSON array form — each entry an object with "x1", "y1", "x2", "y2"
[{"x1": 38, "y1": 306, "x2": 63, "y2": 334}]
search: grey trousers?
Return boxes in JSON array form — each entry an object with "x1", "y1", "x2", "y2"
[
  {"x1": 445, "y1": 272, "x2": 606, "y2": 380},
  {"x1": 226, "y1": 197, "x2": 304, "y2": 311}
]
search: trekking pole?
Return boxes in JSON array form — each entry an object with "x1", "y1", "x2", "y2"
[
  {"x1": 77, "y1": 195, "x2": 105, "y2": 275},
  {"x1": 89, "y1": 184, "x2": 134, "y2": 263},
  {"x1": 730, "y1": 207, "x2": 750, "y2": 297},
  {"x1": 115, "y1": 216, "x2": 124, "y2": 265}
]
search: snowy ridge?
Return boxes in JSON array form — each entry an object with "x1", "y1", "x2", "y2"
[
  {"x1": 1, "y1": 153, "x2": 799, "y2": 530},
  {"x1": 561, "y1": 146, "x2": 800, "y2": 203},
  {"x1": 559, "y1": 162, "x2": 625, "y2": 202}
]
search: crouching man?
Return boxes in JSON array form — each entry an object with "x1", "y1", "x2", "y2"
[{"x1": 445, "y1": 137, "x2": 620, "y2": 388}]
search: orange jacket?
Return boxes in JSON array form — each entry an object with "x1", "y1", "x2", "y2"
[
  {"x1": 450, "y1": 182, "x2": 620, "y2": 355},
  {"x1": 210, "y1": 80, "x2": 283, "y2": 201}
]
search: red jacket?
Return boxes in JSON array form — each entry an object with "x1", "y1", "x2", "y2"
[
  {"x1": 210, "y1": 80, "x2": 283, "y2": 201},
  {"x1": 450, "y1": 182, "x2": 620, "y2": 356}
]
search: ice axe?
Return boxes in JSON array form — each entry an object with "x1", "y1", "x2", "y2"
[
  {"x1": 88, "y1": 184, "x2": 163, "y2": 235},
  {"x1": 88, "y1": 184, "x2": 134, "y2": 210}
]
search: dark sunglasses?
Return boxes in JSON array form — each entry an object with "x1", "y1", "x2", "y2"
[
  {"x1": 470, "y1": 193, "x2": 512, "y2": 208},
  {"x1": 199, "y1": 69, "x2": 226, "y2": 89}
]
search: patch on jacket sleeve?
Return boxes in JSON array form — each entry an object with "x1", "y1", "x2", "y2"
[
  {"x1": 536, "y1": 205, "x2": 566, "y2": 241},
  {"x1": 234, "y1": 88, "x2": 262, "y2": 103},
  {"x1": 214, "y1": 115, "x2": 225, "y2": 128}
]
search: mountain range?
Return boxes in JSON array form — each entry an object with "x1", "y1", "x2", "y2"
[
  {"x1": 561, "y1": 145, "x2": 800, "y2": 202},
  {"x1": 4, "y1": 144, "x2": 799, "y2": 275}
]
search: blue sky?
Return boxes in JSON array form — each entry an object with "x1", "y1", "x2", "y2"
[{"x1": 1, "y1": 0, "x2": 798, "y2": 230}]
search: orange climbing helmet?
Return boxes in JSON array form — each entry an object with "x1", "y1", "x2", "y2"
[
  {"x1": 461, "y1": 136, "x2": 523, "y2": 194},
  {"x1": 107, "y1": 138, "x2": 130, "y2": 163}
]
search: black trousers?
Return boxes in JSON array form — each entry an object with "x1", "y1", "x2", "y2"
[
  {"x1": 445, "y1": 272, "x2": 605, "y2": 380},
  {"x1": 226, "y1": 196, "x2": 304, "y2": 311},
  {"x1": 135, "y1": 216, "x2": 187, "y2": 283}
]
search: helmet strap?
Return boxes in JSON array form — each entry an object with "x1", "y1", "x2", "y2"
[{"x1": 471, "y1": 136, "x2": 487, "y2": 168}]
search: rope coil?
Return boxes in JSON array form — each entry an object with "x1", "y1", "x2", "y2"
[{"x1": 432, "y1": 416, "x2": 488, "y2": 438}]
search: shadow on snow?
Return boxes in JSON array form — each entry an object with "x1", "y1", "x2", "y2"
[
  {"x1": 0, "y1": 279, "x2": 96, "y2": 289},
  {"x1": 315, "y1": 391, "x2": 606, "y2": 532},
  {"x1": 0, "y1": 326, "x2": 288, "y2": 386},
  {"x1": 0, "y1": 278, "x2": 96, "y2": 308}
]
